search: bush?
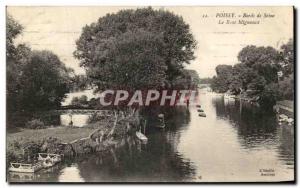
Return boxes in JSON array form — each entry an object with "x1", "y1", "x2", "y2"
[
  {"x1": 278, "y1": 75, "x2": 294, "y2": 100},
  {"x1": 25, "y1": 119, "x2": 45, "y2": 129},
  {"x1": 258, "y1": 83, "x2": 280, "y2": 109},
  {"x1": 71, "y1": 95, "x2": 88, "y2": 107},
  {"x1": 88, "y1": 113, "x2": 105, "y2": 123}
]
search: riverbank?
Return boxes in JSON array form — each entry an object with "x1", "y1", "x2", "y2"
[
  {"x1": 7, "y1": 112, "x2": 140, "y2": 168},
  {"x1": 6, "y1": 126, "x2": 101, "y2": 165}
]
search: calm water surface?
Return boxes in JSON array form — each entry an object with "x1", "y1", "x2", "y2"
[{"x1": 9, "y1": 91, "x2": 294, "y2": 182}]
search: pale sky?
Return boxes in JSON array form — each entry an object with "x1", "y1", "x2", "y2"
[{"x1": 7, "y1": 6, "x2": 293, "y2": 78}]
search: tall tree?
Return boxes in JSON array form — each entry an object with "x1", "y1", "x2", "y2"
[
  {"x1": 6, "y1": 14, "x2": 23, "y2": 60},
  {"x1": 6, "y1": 15, "x2": 28, "y2": 112},
  {"x1": 211, "y1": 65, "x2": 233, "y2": 93},
  {"x1": 74, "y1": 7, "x2": 196, "y2": 90},
  {"x1": 237, "y1": 45, "x2": 280, "y2": 84},
  {"x1": 279, "y1": 39, "x2": 293, "y2": 76},
  {"x1": 6, "y1": 15, "x2": 72, "y2": 112},
  {"x1": 211, "y1": 39, "x2": 294, "y2": 108},
  {"x1": 19, "y1": 50, "x2": 72, "y2": 110}
]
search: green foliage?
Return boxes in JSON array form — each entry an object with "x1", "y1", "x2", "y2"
[
  {"x1": 258, "y1": 83, "x2": 280, "y2": 108},
  {"x1": 278, "y1": 75, "x2": 294, "y2": 100},
  {"x1": 70, "y1": 74, "x2": 90, "y2": 91},
  {"x1": 211, "y1": 76, "x2": 227, "y2": 93},
  {"x1": 173, "y1": 69, "x2": 200, "y2": 89},
  {"x1": 87, "y1": 113, "x2": 106, "y2": 123},
  {"x1": 25, "y1": 119, "x2": 45, "y2": 129},
  {"x1": 199, "y1": 77, "x2": 213, "y2": 84},
  {"x1": 211, "y1": 65, "x2": 233, "y2": 93},
  {"x1": 211, "y1": 39, "x2": 294, "y2": 108},
  {"x1": 74, "y1": 7, "x2": 196, "y2": 90},
  {"x1": 279, "y1": 39, "x2": 294, "y2": 76},
  {"x1": 6, "y1": 14, "x2": 23, "y2": 60},
  {"x1": 238, "y1": 45, "x2": 280, "y2": 84},
  {"x1": 184, "y1": 69, "x2": 201, "y2": 85},
  {"x1": 71, "y1": 95, "x2": 88, "y2": 107},
  {"x1": 6, "y1": 15, "x2": 72, "y2": 114},
  {"x1": 18, "y1": 50, "x2": 71, "y2": 110}
]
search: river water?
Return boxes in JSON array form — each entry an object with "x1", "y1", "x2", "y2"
[{"x1": 9, "y1": 90, "x2": 294, "y2": 182}]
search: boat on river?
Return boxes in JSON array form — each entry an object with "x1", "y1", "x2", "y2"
[
  {"x1": 198, "y1": 112, "x2": 206, "y2": 117},
  {"x1": 9, "y1": 162, "x2": 43, "y2": 173},
  {"x1": 136, "y1": 131, "x2": 148, "y2": 143},
  {"x1": 9, "y1": 171, "x2": 37, "y2": 181},
  {"x1": 154, "y1": 114, "x2": 166, "y2": 129},
  {"x1": 42, "y1": 160, "x2": 56, "y2": 168},
  {"x1": 38, "y1": 153, "x2": 63, "y2": 164},
  {"x1": 224, "y1": 93, "x2": 236, "y2": 100},
  {"x1": 197, "y1": 109, "x2": 204, "y2": 112}
]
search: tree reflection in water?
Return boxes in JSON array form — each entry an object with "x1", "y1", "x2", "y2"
[
  {"x1": 73, "y1": 107, "x2": 196, "y2": 182},
  {"x1": 212, "y1": 97, "x2": 294, "y2": 168}
]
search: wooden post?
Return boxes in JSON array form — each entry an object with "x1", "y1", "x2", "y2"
[{"x1": 143, "y1": 120, "x2": 147, "y2": 135}]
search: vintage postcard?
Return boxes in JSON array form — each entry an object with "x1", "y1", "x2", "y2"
[{"x1": 6, "y1": 6, "x2": 294, "y2": 183}]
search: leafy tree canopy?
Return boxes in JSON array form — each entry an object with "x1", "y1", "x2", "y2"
[
  {"x1": 211, "y1": 39, "x2": 294, "y2": 108},
  {"x1": 6, "y1": 15, "x2": 73, "y2": 113},
  {"x1": 6, "y1": 14, "x2": 23, "y2": 60},
  {"x1": 74, "y1": 7, "x2": 196, "y2": 90}
]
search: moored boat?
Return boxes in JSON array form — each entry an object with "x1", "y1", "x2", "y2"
[
  {"x1": 42, "y1": 160, "x2": 55, "y2": 168},
  {"x1": 198, "y1": 112, "x2": 206, "y2": 117},
  {"x1": 224, "y1": 93, "x2": 236, "y2": 100},
  {"x1": 9, "y1": 162, "x2": 43, "y2": 173},
  {"x1": 155, "y1": 114, "x2": 166, "y2": 129},
  {"x1": 136, "y1": 131, "x2": 148, "y2": 143},
  {"x1": 38, "y1": 153, "x2": 62, "y2": 164}
]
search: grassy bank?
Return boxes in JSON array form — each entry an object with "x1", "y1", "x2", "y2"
[
  {"x1": 7, "y1": 126, "x2": 99, "y2": 157},
  {"x1": 6, "y1": 113, "x2": 137, "y2": 164},
  {"x1": 7, "y1": 126, "x2": 98, "y2": 143}
]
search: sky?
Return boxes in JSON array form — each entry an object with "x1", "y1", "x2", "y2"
[{"x1": 7, "y1": 6, "x2": 293, "y2": 78}]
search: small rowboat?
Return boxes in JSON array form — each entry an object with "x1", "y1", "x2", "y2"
[
  {"x1": 38, "y1": 153, "x2": 62, "y2": 164},
  {"x1": 9, "y1": 172, "x2": 36, "y2": 181},
  {"x1": 155, "y1": 114, "x2": 166, "y2": 129},
  {"x1": 42, "y1": 160, "x2": 55, "y2": 168},
  {"x1": 136, "y1": 131, "x2": 148, "y2": 142},
  {"x1": 198, "y1": 112, "x2": 206, "y2": 117},
  {"x1": 155, "y1": 124, "x2": 166, "y2": 129},
  {"x1": 197, "y1": 109, "x2": 204, "y2": 112},
  {"x1": 9, "y1": 162, "x2": 43, "y2": 173}
]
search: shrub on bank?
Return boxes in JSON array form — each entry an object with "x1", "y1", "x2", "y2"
[
  {"x1": 25, "y1": 119, "x2": 45, "y2": 129},
  {"x1": 71, "y1": 95, "x2": 88, "y2": 107}
]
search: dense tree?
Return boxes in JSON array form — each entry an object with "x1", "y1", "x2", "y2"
[
  {"x1": 81, "y1": 30, "x2": 167, "y2": 91},
  {"x1": 199, "y1": 77, "x2": 213, "y2": 85},
  {"x1": 278, "y1": 75, "x2": 294, "y2": 100},
  {"x1": 211, "y1": 76, "x2": 227, "y2": 93},
  {"x1": 7, "y1": 15, "x2": 29, "y2": 112},
  {"x1": 71, "y1": 95, "x2": 88, "y2": 107},
  {"x1": 279, "y1": 39, "x2": 293, "y2": 76},
  {"x1": 211, "y1": 39, "x2": 294, "y2": 108},
  {"x1": 7, "y1": 44, "x2": 32, "y2": 111},
  {"x1": 19, "y1": 50, "x2": 72, "y2": 110},
  {"x1": 6, "y1": 15, "x2": 23, "y2": 60},
  {"x1": 7, "y1": 15, "x2": 72, "y2": 113},
  {"x1": 237, "y1": 45, "x2": 279, "y2": 66},
  {"x1": 184, "y1": 70, "x2": 200, "y2": 86},
  {"x1": 211, "y1": 65, "x2": 233, "y2": 93},
  {"x1": 173, "y1": 69, "x2": 200, "y2": 89},
  {"x1": 74, "y1": 7, "x2": 196, "y2": 91},
  {"x1": 70, "y1": 74, "x2": 90, "y2": 91},
  {"x1": 258, "y1": 83, "x2": 280, "y2": 108},
  {"x1": 238, "y1": 45, "x2": 280, "y2": 84}
]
